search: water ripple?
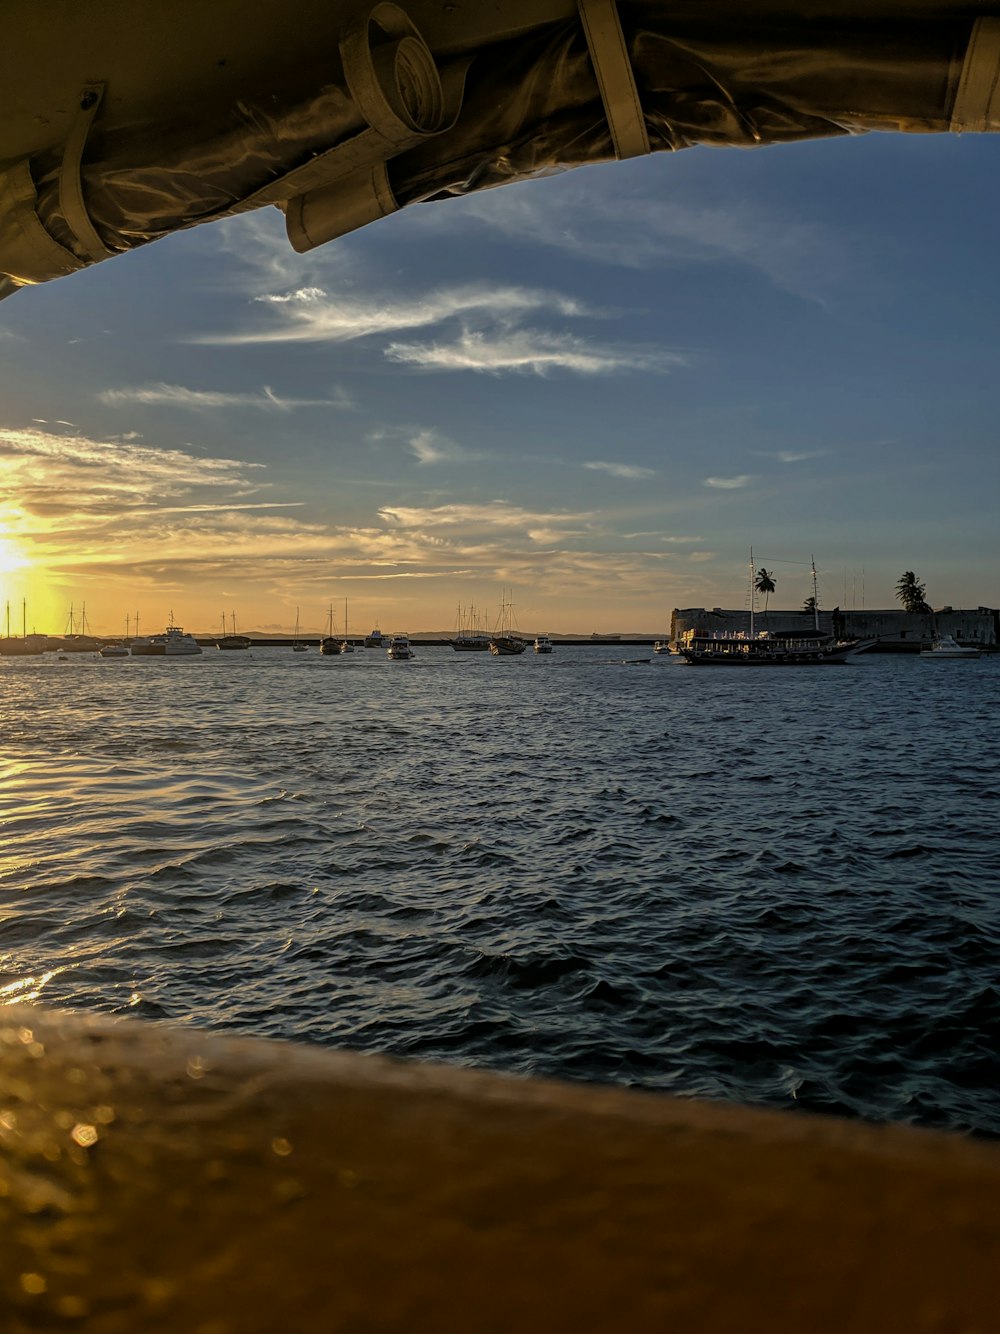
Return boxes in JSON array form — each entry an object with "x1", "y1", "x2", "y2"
[{"x1": 2, "y1": 646, "x2": 999, "y2": 1134}]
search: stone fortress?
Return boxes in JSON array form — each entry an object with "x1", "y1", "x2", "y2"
[{"x1": 671, "y1": 606, "x2": 999, "y2": 651}]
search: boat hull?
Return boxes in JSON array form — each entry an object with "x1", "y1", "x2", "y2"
[
  {"x1": 679, "y1": 638, "x2": 874, "y2": 666},
  {"x1": 490, "y1": 636, "x2": 526, "y2": 656}
]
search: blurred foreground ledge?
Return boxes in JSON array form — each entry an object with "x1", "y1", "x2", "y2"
[{"x1": 2, "y1": 1004, "x2": 998, "y2": 1333}]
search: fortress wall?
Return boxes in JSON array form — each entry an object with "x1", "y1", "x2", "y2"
[{"x1": 672, "y1": 607, "x2": 997, "y2": 647}]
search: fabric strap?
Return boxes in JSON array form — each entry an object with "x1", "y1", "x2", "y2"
[
  {"x1": 578, "y1": 0, "x2": 650, "y2": 159},
  {"x1": 59, "y1": 83, "x2": 114, "y2": 260},
  {"x1": 951, "y1": 17, "x2": 1000, "y2": 131}
]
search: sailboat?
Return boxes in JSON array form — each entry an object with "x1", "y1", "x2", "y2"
[
  {"x1": 489, "y1": 589, "x2": 527, "y2": 656},
  {"x1": 61, "y1": 602, "x2": 100, "y2": 652},
  {"x1": 292, "y1": 607, "x2": 308, "y2": 651},
  {"x1": 451, "y1": 602, "x2": 490, "y2": 651},
  {"x1": 340, "y1": 597, "x2": 355, "y2": 653},
  {"x1": 0, "y1": 599, "x2": 47, "y2": 655},
  {"x1": 218, "y1": 611, "x2": 251, "y2": 650},
  {"x1": 676, "y1": 551, "x2": 873, "y2": 665},
  {"x1": 320, "y1": 603, "x2": 342, "y2": 655}
]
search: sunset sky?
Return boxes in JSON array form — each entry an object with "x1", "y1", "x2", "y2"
[{"x1": 2, "y1": 128, "x2": 999, "y2": 637}]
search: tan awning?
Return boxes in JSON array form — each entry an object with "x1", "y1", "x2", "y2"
[{"x1": 2, "y1": 1, "x2": 999, "y2": 298}]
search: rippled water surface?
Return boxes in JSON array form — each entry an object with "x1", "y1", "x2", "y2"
[{"x1": 2, "y1": 646, "x2": 999, "y2": 1134}]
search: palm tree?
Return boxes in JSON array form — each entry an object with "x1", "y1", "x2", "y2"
[
  {"x1": 803, "y1": 595, "x2": 817, "y2": 614},
  {"x1": 895, "y1": 570, "x2": 932, "y2": 614},
  {"x1": 754, "y1": 567, "x2": 776, "y2": 623}
]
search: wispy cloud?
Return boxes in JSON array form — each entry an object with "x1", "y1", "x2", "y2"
[
  {"x1": 0, "y1": 425, "x2": 326, "y2": 579},
  {"x1": 385, "y1": 329, "x2": 678, "y2": 376},
  {"x1": 704, "y1": 475, "x2": 753, "y2": 489},
  {"x1": 758, "y1": 448, "x2": 827, "y2": 464},
  {"x1": 98, "y1": 383, "x2": 355, "y2": 412},
  {"x1": 378, "y1": 501, "x2": 595, "y2": 534},
  {"x1": 195, "y1": 283, "x2": 587, "y2": 346},
  {"x1": 413, "y1": 170, "x2": 850, "y2": 301},
  {"x1": 584, "y1": 460, "x2": 656, "y2": 480},
  {"x1": 405, "y1": 428, "x2": 483, "y2": 465},
  {"x1": 191, "y1": 261, "x2": 680, "y2": 379}
]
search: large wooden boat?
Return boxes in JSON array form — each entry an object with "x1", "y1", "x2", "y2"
[
  {"x1": 677, "y1": 551, "x2": 872, "y2": 666},
  {"x1": 677, "y1": 629, "x2": 872, "y2": 666},
  {"x1": 218, "y1": 612, "x2": 251, "y2": 650},
  {"x1": 450, "y1": 603, "x2": 490, "y2": 651},
  {"x1": 489, "y1": 591, "x2": 527, "y2": 656}
]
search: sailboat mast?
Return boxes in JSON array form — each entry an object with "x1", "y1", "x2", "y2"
[
  {"x1": 748, "y1": 549, "x2": 755, "y2": 639},
  {"x1": 811, "y1": 555, "x2": 820, "y2": 631}
]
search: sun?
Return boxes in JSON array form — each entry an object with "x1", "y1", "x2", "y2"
[{"x1": 0, "y1": 536, "x2": 28, "y2": 575}]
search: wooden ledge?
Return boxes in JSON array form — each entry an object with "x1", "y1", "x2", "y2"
[{"x1": 1, "y1": 1005, "x2": 998, "y2": 1332}]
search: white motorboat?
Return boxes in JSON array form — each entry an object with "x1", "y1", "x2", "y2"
[
  {"x1": 653, "y1": 641, "x2": 670, "y2": 654},
  {"x1": 99, "y1": 642, "x2": 130, "y2": 657},
  {"x1": 164, "y1": 623, "x2": 202, "y2": 656},
  {"x1": 919, "y1": 634, "x2": 982, "y2": 659},
  {"x1": 533, "y1": 635, "x2": 553, "y2": 654},
  {"x1": 130, "y1": 634, "x2": 167, "y2": 657},
  {"x1": 387, "y1": 635, "x2": 415, "y2": 660}
]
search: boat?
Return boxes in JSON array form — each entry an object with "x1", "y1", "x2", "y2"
[
  {"x1": 451, "y1": 603, "x2": 490, "y2": 651},
  {"x1": 320, "y1": 603, "x2": 342, "y2": 655},
  {"x1": 919, "y1": 634, "x2": 982, "y2": 659},
  {"x1": 386, "y1": 634, "x2": 415, "y2": 660},
  {"x1": 339, "y1": 597, "x2": 355, "y2": 653},
  {"x1": 100, "y1": 612, "x2": 133, "y2": 657},
  {"x1": 163, "y1": 618, "x2": 202, "y2": 656},
  {"x1": 0, "y1": 600, "x2": 47, "y2": 654},
  {"x1": 489, "y1": 590, "x2": 527, "y2": 656},
  {"x1": 676, "y1": 551, "x2": 873, "y2": 666},
  {"x1": 653, "y1": 640, "x2": 670, "y2": 654},
  {"x1": 533, "y1": 635, "x2": 554, "y2": 654},
  {"x1": 126, "y1": 613, "x2": 166, "y2": 656},
  {"x1": 363, "y1": 628, "x2": 385, "y2": 648},
  {"x1": 292, "y1": 607, "x2": 308, "y2": 651},
  {"x1": 218, "y1": 612, "x2": 251, "y2": 650},
  {"x1": 130, "y1": 633, "x2": 167, "y2": 657},
  {"x1": 0, "y1": 635, "x2": 47, "y2": 656},
  {"x1": 678, "y1": 628, "x2": 873, "y2": 665},
  {"x1": 59, "y1": 602, "x2": 101, "y2": 652}
]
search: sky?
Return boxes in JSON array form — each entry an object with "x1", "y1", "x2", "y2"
[{"x1": 1, "y1": 127, "x2": 999, "y2": 637}]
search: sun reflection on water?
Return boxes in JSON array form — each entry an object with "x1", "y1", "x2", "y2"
[{"x1": 0, "y1": 969, "x2": 64, "y2": 1004}]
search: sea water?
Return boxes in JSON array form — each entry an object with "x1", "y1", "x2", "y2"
[{"x1": 2, "y1": 646, "x2": 998, "y2": 1135}]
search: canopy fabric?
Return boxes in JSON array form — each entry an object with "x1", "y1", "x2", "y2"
[{"x1": 2, "y1": 1, "x2": 999, "y2": 298}]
